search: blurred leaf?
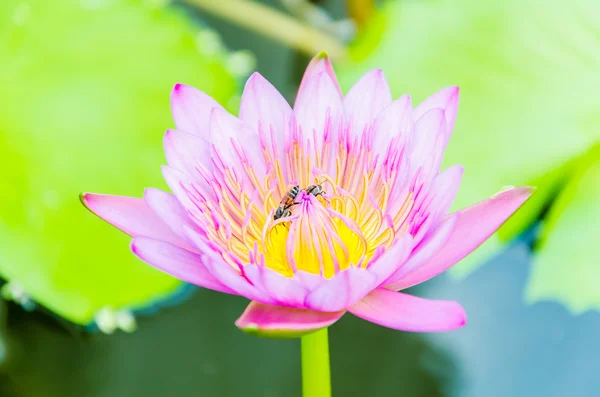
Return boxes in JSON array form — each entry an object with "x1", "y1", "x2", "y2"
[
  {"x1": 526, "y1": 146, "x2": 600, "y2": 313},
  {"x1": 336, "y1": 0, "x2": 600, "y2": 309},
  {"x1": 0, "y1": 0, "x2": 238, "y2": 325}
]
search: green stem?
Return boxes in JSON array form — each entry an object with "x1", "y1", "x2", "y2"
[
  {"x1": 184, "y1": 0, "x2": 347, "y2": 60},
  {"x1": 301, "y1": 328, "x2": 332, "y2": 397}
]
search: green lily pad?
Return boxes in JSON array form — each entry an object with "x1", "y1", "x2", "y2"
[
  {"x1": 336, "y1": 0, "x2": 600, "y2": 308},
  {"x1": 526, "y1": 146, "x2": 600, "y2": 313},
  {"x1": 0, "y1": 0, "x2": 238, "y2": 325}
]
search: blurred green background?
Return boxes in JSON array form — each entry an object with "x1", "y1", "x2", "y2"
[{"x1": 0, "y1": 0, "x2": 599, "y2": 396}]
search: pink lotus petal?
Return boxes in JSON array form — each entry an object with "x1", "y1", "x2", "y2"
[
  {"x1": 295, "y1": 270, "x2": 328, "y2": 293},
  {"x1": 171, "y1": 83, "x2": 222, "y2": 137},
  {"x1": 344, "y1": 69, "x2": 393, "y2": 137},
  {"x1": 344, "y1": 269, "x2": 379, "y2": 309},
  {"x1": 372, "y1": 95, "x2": 413, "y2": 155},
  {"x1": 304, "y1": 234, "x2": 414, "y2": 312},
  {"x1": 387, "y1": 186, "x2": 535, "y2": 291},
  {"x1": 243, "y1": 265, "x2": 309, "y2": 308},
  {"x1": 235, "y1": 301, "x2": 345, "y2": 338},
  {"x1": 412, "y1": 164, "x2": 463, "y2": 244},
  {"x1": 143, "y1": 188, "x2": 192, "y2": 245},
  {"x1": 348, "y1": 288, "x2": 467, "y2": 332},
  {"x1": 202, "y1": 254, "x2": 264, "y2": 302},
  {"x1": 428, "y1": 165, "x2": 464, "y2": 217},
  {"x1": 414, "y1": 86, "x2": 460, "y2": 136},
  {"x1": 208, "y1": 107, "x2": 240, "y2": 165},
  {"x1": 300, "y1": 274, "x2": 347, "y2": 312},
  {"x1": 367, "y1": 234, "x2": 415, "y2": 286},
  {"x1": 81, "y1": 193, "x2": 186, "y2": 248},
  {"x1": 410, "y1": 108, "x2": 447, "y2": 180},
  {"x1": 183, "y1": 226, "x2": 265, "y2": 301},
  {"x1": 131, "y1": 237, "x2": 235, "y2": 294},
  {"x1": 384, "y1": 157, "x2": 413, "y2": 217},
  {"x1": 162, "y1": 165, "x2": 213, "y2": 209},
  {"x1": 163, "y1": 129, "x2": 212, "y2": 176},
  {"x1": 209, "y1": 107, "x2": 267, "y2": 180},
  {"x1": 296, "y1": 51, "x2": 342, "y2": 106},
  {"x1": 239, "y1": 72, "x2": 291, "y2": 162},
  {"x1": 293, "y1": 71, "x2": 344, "y2": 154},
  {"x1": 304, "y1": 269, "x2": 358, "y2": 312},
  {"x1": 384, "y1": 215, "x2": 457, "y2": 288}
]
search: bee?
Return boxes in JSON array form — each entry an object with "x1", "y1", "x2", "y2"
[
  {"x1": 273, "y1": 184, "x2": 300, "y2": 220},
  {"x1": 303, "y1": 181, "x2": 328, "y2": 201}
]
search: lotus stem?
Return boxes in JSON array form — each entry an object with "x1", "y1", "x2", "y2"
[{"x1": 301, "y1": 327, "x2": 332, "y2": 397}]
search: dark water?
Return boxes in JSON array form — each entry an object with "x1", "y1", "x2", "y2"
[
  {"x1": 427, "y1": 241, "x2": 600, "y2": 397},
  {"x1": 1, "y1": 240, "x2": 598, "y2": 397}
]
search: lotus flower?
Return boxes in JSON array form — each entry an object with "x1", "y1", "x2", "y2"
[{"x1": 82, "y1": 52, "x2": 532, "y2": 337}]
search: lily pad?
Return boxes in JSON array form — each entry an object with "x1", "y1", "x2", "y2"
[
  {"x1": 0, "y1": 0, "x2": 238, "y2": 325},
  {"x1": 336, "y1": 0, "x2": 600, "y2": 308},
  {"x1": 526, "y1": 146, "x2": 600, "y2": 313}
]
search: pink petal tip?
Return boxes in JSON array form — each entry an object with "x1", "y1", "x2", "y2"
[
  {"x1": 235, "y1": 301, "x2": 345, "y2": 339},
  {"x1": 349, "y1": 288, "x2": 467, "y2": 333}
]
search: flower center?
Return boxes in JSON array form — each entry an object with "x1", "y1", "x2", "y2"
[{"x1": 184, "y1": 117, "x2": 415, "y2": 279}]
